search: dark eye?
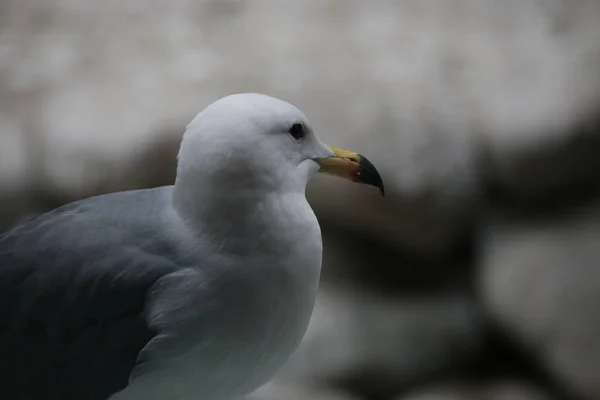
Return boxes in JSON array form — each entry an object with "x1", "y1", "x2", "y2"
[{"x1": 288, "y1": 123, "x2": 305, "y2": 141}]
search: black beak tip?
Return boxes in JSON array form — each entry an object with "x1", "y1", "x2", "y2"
[{"x1": 357, "y1": 154, "x2": 385, "y2": 198}]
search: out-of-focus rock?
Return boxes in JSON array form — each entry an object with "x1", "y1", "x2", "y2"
[
  {"x1": 396, "y1": 381, "x2": 552, "y2": 400},
  {"x1": 476, "y1": 0, "x2": 600, "y2": 206},
  {"x1": 0, "y1": 108, "x2": 38, "y2": 228},
  {"x1": 485, "y1": 115, "x2": 600, "y2": 208},
  {"x1": 1, "y1": 0, "x2": 599, "y2": 259},
  {"x1": 480, "y1": 205, "x2": 600, "y2": 400},
  {"x1": 267, "y1": 285, "x2": 483, "y2": 399},
  {"x1": 319, "y1": 223, "x2": 475, "y2": 297}
]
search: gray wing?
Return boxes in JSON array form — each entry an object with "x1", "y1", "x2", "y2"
[{"x1": 0, "y1": 188, "x2": 180, "y2": 400}]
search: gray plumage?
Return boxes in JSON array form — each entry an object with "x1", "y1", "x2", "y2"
[{"x1": 0, "y1": 188, "x2": 179, "y2": 400}]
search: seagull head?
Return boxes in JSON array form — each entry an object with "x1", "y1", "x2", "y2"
[{"x1": 176, "y1": 93, "x2": 384, "y2": 197}]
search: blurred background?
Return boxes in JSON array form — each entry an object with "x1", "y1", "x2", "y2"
[{"x1": 2, "y1": 0, "x2": 600, "y2": 399}]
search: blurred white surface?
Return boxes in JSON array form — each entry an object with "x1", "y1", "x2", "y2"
[{"x1": 481, "y1": 205, "x2": 600, "y2": 399}]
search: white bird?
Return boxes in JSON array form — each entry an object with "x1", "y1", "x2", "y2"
[{"x1": 0, "y1": 93, "x2": 384, "y2": 400}]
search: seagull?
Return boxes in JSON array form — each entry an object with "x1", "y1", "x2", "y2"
[{"x1": 0, "y1": 93, "x2": 384, "y2": 400}]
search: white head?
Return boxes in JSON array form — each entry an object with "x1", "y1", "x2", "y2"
[{"x1": 176, "y1": 93, "x2": 335, "y2": 195}]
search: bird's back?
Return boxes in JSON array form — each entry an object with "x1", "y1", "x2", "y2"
[{"x1": 0, "y1": 187, "x2": 180, "y2": 400}]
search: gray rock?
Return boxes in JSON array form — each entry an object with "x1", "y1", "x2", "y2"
[
  {"x1": 480, "y1": 205, "x2": 600, "y2": 399},
  {"x1": 267, "y1": 285, "x2": 483, "y2": 398}
]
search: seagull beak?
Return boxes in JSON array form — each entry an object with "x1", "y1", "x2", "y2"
[{"x1": 314, "y1": 146, "x2": 385, "y2": 197}]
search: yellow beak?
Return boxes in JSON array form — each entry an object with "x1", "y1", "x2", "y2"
[{"x1": 314, "y1": 146, "x2": 385, "y2": 197}]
